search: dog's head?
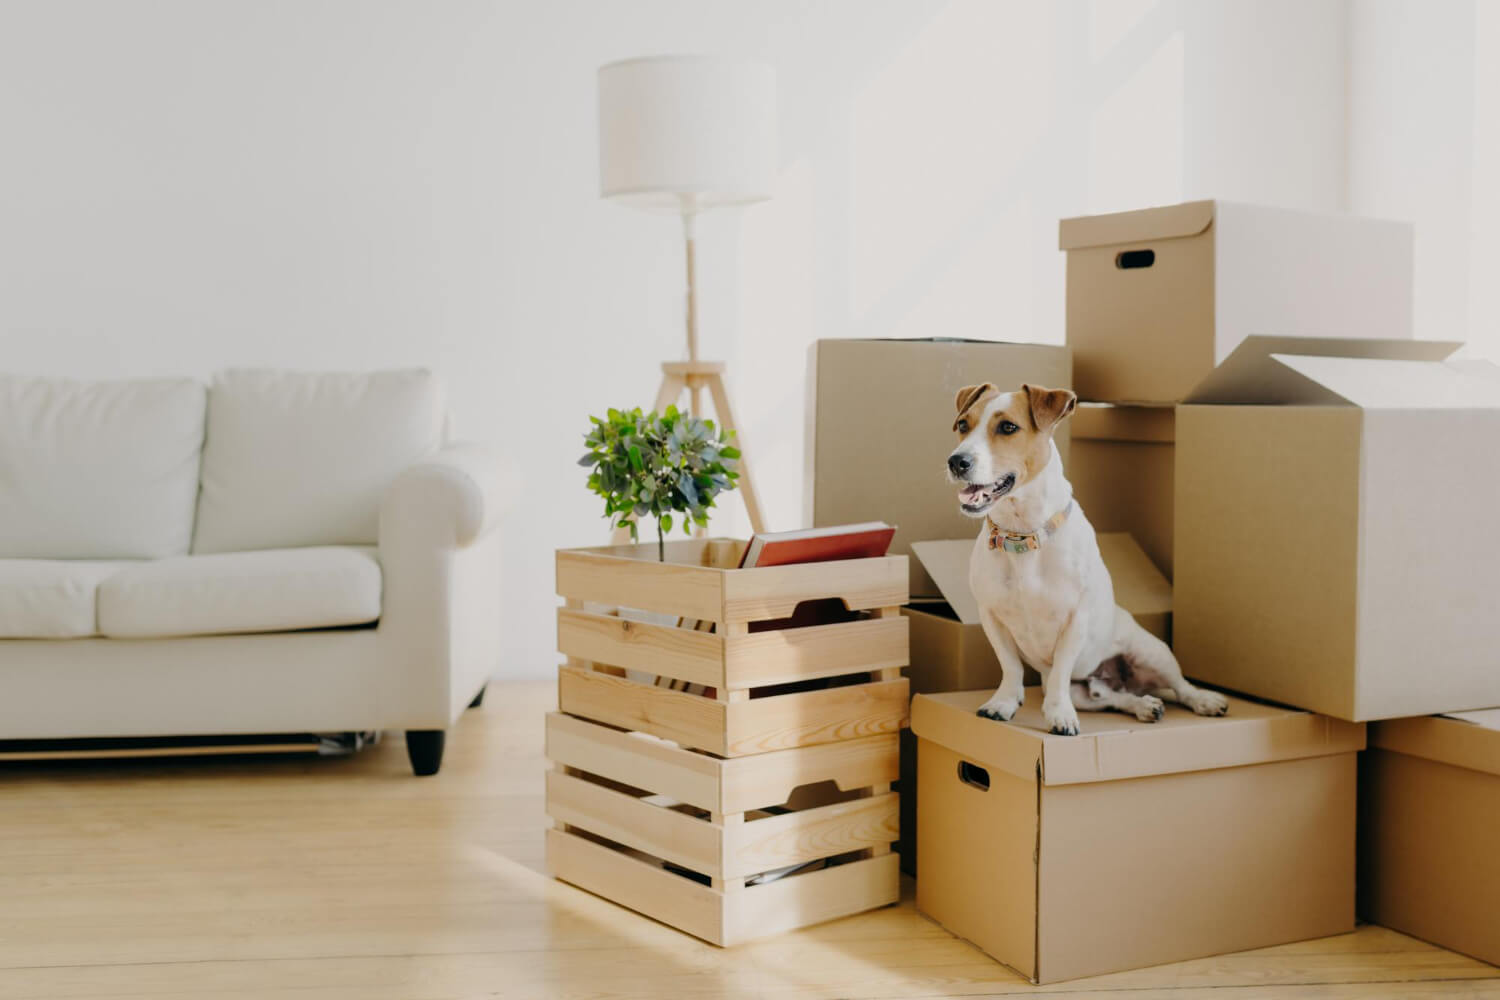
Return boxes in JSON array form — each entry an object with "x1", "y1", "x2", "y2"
[{"x1": 946, "y1": 383, "x2": 1076, "y2": 517}]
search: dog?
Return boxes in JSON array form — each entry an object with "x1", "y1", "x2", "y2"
[{"x1": 947, "y1": 382, "x2": 1228, "y2": 735}]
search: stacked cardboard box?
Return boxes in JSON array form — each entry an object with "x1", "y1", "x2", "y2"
[
  {"x1": 806, "y1": 202, "x2": 1500, "y2": 980},
  {"x1": 1050, "y1": 199, "x2": 1500, "y2": 976}
]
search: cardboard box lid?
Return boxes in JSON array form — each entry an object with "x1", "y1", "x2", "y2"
[
  {"x1": 1182, "y1": 335, "x2": 1468, "y2": 407},
  {"x1": 911, "y1": 690, "x2": 1364, "y2": 786},
  {"x1": 911, "y1": 532, "x2": 1169, "y2": 627},
  {"x1": 1370, "y1": 710, "x2": 1500, "y2": 779},
  {"x1": 1058, "y1": 200, "x2": 1215, "y2": 250},
  {"x1": 1072, "y1": 403, "x2": 1175, "y2": 443}
]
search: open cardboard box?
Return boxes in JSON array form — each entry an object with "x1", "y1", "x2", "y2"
[
  {"x1": 1060, "y1": 200, "x2": 1413, "y2": 404},
  {"x1": 1174, "y1": 336, "x2": 1500, "y2": 721},
  {"x1": 905, "y1": 531, "x2": 1172, "y2": 695},
  {"x1": 1359, "y1": 709, "x2": 1500, "y2": 967},
  {"x1": 897, "y1": 531, "x2": 1172, "y2": 875},
  {"x1": 914, "y1": 689, "x2": 1363, "y2": 984},
  {"x1": 806, "y1": 337, "x2": 1071, "y2": 599}
]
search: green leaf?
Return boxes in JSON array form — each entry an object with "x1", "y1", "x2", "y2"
[
  {"x1": 628, "y1": 445, "x2": 643, "y2": 472},
  {"x1": 660, "y1": 513, "x2": 673, "y2": 534}
]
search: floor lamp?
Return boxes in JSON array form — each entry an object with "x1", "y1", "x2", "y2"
[{"x1": 597, "y1": 54, "x2": 774, "y2": 535}]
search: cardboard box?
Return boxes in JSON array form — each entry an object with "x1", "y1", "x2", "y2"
[
  {"x1": 913, "y1": 689, "x2": 1363, "y2": 984},
  {"x1": 1359, "y1": 710, "x2": 1500, "y2": 966},
  {"x1": 1068, "y1": 403, "x2": 1175, "y2": 578},
  {"x1": 897, "y1": 532, "x2": 1172, "y2": 875},
  {"x1": 1060, "y1": 200, "x2": 1413, "y2": 404},
  {"x1": 1175, "y1": 336, "x2": 1500, "y2": 722},
  {"x1": 808, "y1": 338, "x2": 1071, "y2": 598},
  {"x1": 906, "y1": 531, "x2": 1171, "y2": 694}
]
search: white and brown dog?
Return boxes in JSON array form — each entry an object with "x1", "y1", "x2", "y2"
[{"x1": 947, "y1": 382, "x2": 1228, "y2": 735}]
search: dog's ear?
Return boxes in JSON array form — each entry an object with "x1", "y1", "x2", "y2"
[
  {"x1": 953, "y1": 383, "x2": 996, "y2": 425},
  {"x1": 1023, "y1": 384, "x2": 1077, "y2": 432}
]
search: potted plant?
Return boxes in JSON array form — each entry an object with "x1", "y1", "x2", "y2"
[{"x1": 579, "y1": 405, "x2": 740, "y2": 561}]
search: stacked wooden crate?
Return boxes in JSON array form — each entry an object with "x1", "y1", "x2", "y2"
[{"x1": 545, "y1": 537, "x2": 910, "y2": 946}]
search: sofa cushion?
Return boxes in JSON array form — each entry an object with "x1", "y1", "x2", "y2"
[
  {"x1": 191, "y1": 369, "x2": 445, "y2": 554},
  {"x1": 97, "y1": 546, "x2": 382, "y2": 638},
  {"x1": 0, "y1": 560, "x2": 131, "y2": 638},
  {"x1": 0, "y1": 376, "x2": 205, "y2": 559}
]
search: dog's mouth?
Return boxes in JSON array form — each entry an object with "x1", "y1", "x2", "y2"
[{"x1": 957, "y1": 474, "x2": 1016, "y2": 515}]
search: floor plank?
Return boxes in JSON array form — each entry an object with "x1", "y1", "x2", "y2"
[{"x1": 1, "y1": 679, "x2": 1496, "y2": 1000}]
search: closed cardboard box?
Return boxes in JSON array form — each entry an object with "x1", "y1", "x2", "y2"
[
  {"x1": 1174, "y1": 336, "x2": 1500, "y2": 722},
  {"x1": 1360, "y1": 710, "x2": 1500, "y2": 967},
  {"x1": 1068, "y1": 403, "x2": 1175, "y2": 578},
  {"x1": 897, "y1": 532, "x2": 1172, "y2": 875},
  {"x1": 1060, "y1": 200, "x2": 1413, "y2": 404},
  {"x1": 914, "y1": 690, "x2": 1363, "y2": 984},
  {"x1": 807, "y1": 338, "x2": 1071, "y2": 599}
]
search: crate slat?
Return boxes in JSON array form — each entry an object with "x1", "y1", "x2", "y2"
[
  {"x1": 726, "y1": 792, "x2": 898, "y2": 878},
  {"x1": 720, "y1": 852, "x2": 900, "y2": 946},
  {"x1": 725, "y1": 615, "x2": 909, "y2": 689},
  {"x1": 547, "y1": 827, "x2": 725, "y2": 944},
  {"x1": 545, "y1": 770, "x2": 723, "y2": 878},
  {"x1": 545, "y1": 712, "x2": 721, "y2": 812},
  {"x1": 557, "y1": 607, "x2": 725, "y2": 689},
  {"x1": 557, "y1": 547, "x2": 724, "y2": 623},
  {"x1": 721, "y1": 556, "x2": 907, "y2": 622},
  {"x1": 724, "y1": 678, "x2": 909, "y2": 756},
  {"x1": 546, "y1": 827, "x2": 901, "y2": 947},
  {"x1": 719, "y1": 732, "x2": 899, "y2": 814},
  {"x1": 559, "y1": 666, "x2": 909, "y2": 758},
  {"x1": 558, "y1": 665, "x2": 727, "y2": 754}
]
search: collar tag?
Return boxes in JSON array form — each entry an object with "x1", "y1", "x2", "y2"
[{"x1": 988, "y1": 500, "x2": 1073, "y2": 553}]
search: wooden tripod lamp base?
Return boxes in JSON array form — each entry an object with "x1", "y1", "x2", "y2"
[{"x1": 612, "y1": 360, "x2": 767, "y2": 543}]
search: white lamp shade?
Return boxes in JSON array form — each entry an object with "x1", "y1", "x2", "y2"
[{"x1": 598, "y1": 55, "x2": 776, "y2": 213}]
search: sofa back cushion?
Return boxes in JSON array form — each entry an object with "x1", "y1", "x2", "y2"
[
  {"x1": 191, "y1": 369, "x2": 445, "y2": 553},
  {"x1": 0, "y1": 375, "x2": 206, "y2": 559}
]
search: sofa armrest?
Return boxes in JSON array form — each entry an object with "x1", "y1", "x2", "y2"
[
  {"x1": 378, "y1": 442, "x2": 508, "y2": 727},
  {"x1": 379, "y1": 443, "x2": 512, "y2": 550}
]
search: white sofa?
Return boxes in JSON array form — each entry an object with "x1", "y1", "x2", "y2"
[{"x1": 0, "y1": 369, "x2": 505, "y2": 775}]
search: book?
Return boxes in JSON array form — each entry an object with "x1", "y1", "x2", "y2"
[{"x1": 737, "y1": 521, "x2": 896, "y2": 569}]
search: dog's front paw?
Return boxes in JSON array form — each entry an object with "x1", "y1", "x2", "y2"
[
  {"x1": 1182, "y1": 687, "x2": 1229, "y2": 717},
  {"x1": 976, "y1": 693, "x2": 1021, "y2": 723},
  {"x1": 1133, "y1": 695, "x2": 1165, "y2": 722},
  {"x1": 1043, "y1": 700, "x2": 1080, "y2": 736}
]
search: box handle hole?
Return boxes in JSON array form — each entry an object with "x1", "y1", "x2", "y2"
[
  {"x1": 957, "y1": 761, "x2": 990, "y2": 791},
  {"x1": 1115, "y1": 249, "x2": 1155, "y2": 269}
]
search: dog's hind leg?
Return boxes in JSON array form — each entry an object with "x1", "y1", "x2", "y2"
[
  {"x1": 1070, "y1": 677, "x2": 1164, "y2": 722},
  {"x1": 1111, "y1": 607, "x2": 1228, "y2": 717}
]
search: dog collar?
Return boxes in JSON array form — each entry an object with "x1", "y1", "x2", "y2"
[{"x1": 987, "y1": 501, "x2": 1073, "y2": 553}]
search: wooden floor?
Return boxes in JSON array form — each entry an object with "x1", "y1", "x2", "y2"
[{"x1": 2, "y1": 681, "x2": 1497, "y2": 1000}]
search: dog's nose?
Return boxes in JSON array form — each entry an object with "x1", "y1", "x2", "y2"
[{"x1": 948, "y1": 453, "x2": 971, "y2": 477}]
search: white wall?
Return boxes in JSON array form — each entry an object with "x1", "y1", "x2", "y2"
[
  {"x1": 0, "y1": 1, "x2": 1492, "y2": 681},
  {"x1": 1347, "y1": 0, "x2": 1500, "y2": 359}
]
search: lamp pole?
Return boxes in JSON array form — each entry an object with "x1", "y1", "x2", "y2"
[{"x1": 682, "y1": 210, "x2": 701, "y2": 417}]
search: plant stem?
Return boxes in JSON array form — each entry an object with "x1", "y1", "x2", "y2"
[{"x1": 656, "y1": 519, "x2": 665, "y2": 562}]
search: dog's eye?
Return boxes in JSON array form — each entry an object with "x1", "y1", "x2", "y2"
[
  {"x1": 997, "y1": 420, "x2": 1019, "y2": 436},
  {"x1": 956, "y1": 420, "x2": 969, "y2": 434}
]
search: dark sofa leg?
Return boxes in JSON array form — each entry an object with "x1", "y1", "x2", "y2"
[
  {"x1": 468, "y1": 685, "x2": 487, "y2": 709},
  {"x1": 406, "y1": 730, "x2": 446, "y2": 776}
]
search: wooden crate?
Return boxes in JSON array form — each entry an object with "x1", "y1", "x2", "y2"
[
  {"x1": 555, "y1": 538, "x2": 911, "y2": 757},
  {"x1": 545, "y1": 711, "x2": 901, "y2": 946}
]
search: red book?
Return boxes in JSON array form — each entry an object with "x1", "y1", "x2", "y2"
[{"x1": 738, "y1": 522, "x2": 896, "y2": 568}]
